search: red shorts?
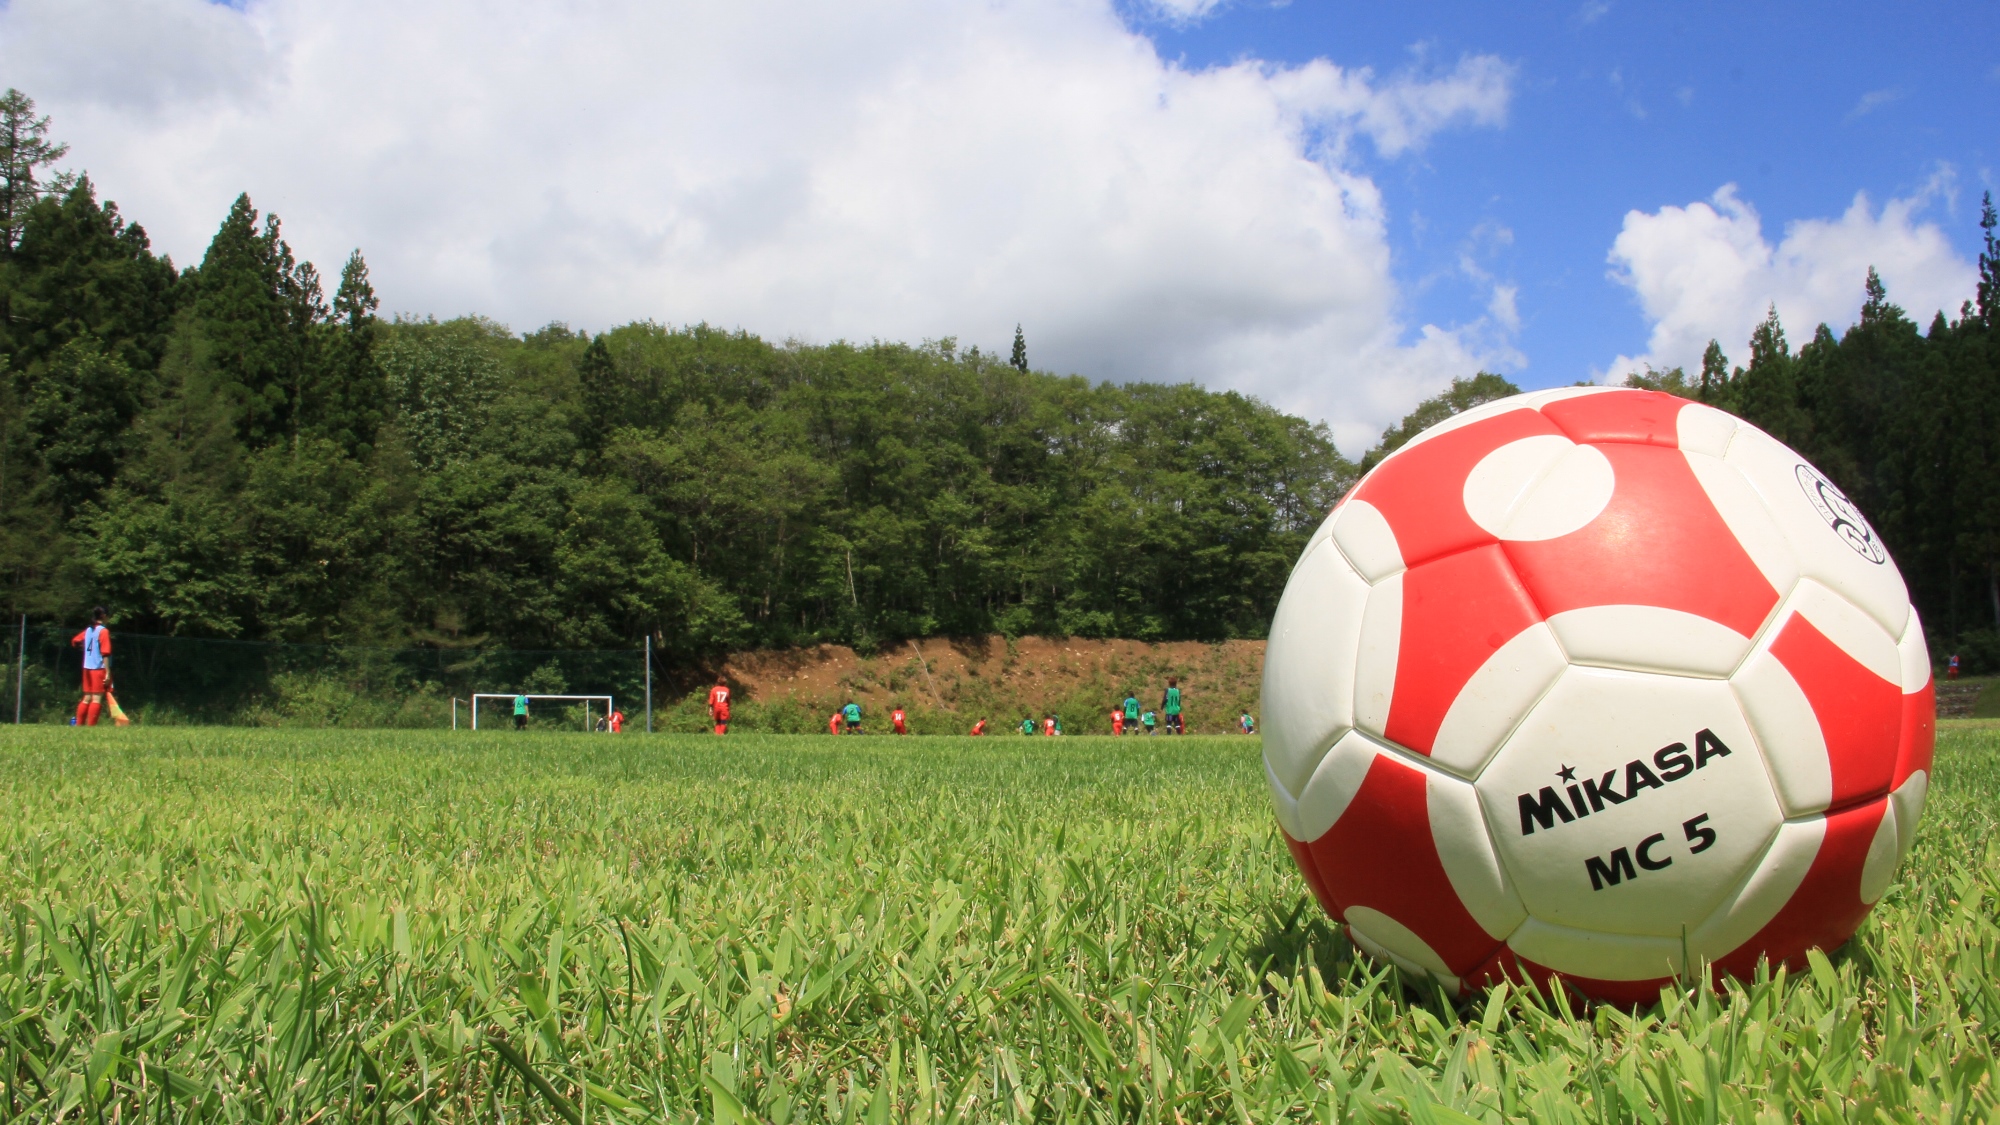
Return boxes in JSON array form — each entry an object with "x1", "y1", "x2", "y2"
[{"x1": 81, "y1": 668, "x2": 107, "y2": 694}]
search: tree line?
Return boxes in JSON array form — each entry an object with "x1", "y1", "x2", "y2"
[
  {"x1": 3, "y1": 88, "x2": 1995, "y2": 672},
  {"x1": 0, "y1": 95, "x2": 1352, "y2": 665}
]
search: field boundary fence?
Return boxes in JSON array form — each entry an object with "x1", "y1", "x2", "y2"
[{"x1": 5, "y1": 618, "x2": 652, "y2": 729}]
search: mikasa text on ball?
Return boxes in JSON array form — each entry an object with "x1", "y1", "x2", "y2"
[{"x1": 1261, "y1": 388, "x2": 1934, "y2": 1003}]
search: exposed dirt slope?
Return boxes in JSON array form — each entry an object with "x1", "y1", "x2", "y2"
[{"x1": 674, "y1": 636, "x2": 1266, "y2": 735}]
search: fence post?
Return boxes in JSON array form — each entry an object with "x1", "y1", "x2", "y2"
[
  {"x1": 645, "y1": 634, "x2": 653, "y2": 734},
  {"x1": 13, "y1": 615, "x2": 23, "y2": 725}
]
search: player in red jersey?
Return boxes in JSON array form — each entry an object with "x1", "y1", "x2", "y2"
[
  {"x1": 608, "y1": 709, "x2": 625, "y2": 732},
  {"x1": 72, "y1": 607, "x2": 112, "y2": 726},
  {"x1": 891, "y1": 706, "x2": 908, "y2": 734},
  {"x1": 1042, "y1": 715, "x2": 1056, "y2": 736},
  {"x1": 1111, "y1": 707, "x2": 1124, "y2": 736},
  {"x1": 970, "y1": 717, "x2": 988, "y2": 735},
  {"x1": 828, "y1": 710, "x2": 842, "y2": 734},
  {"x1": 707, "y1": 677, "x2": 731, "y2": 734}
]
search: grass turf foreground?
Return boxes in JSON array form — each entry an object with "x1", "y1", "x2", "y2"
[{"x1": 0, "y1": 727, "x2": 1994, "y2": 1123}]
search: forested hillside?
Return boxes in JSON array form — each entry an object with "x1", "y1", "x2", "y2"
[
  {"x1": 0, "y1": 95, "x2": 1351, "y2": 663},
  {"x1": 3, "y1": 89, "x2": 1997, "y2": 671}
]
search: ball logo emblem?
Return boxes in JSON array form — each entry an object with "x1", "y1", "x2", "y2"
[
  {"x1": 1261, "y1": 389, "x2": 1932, "y2": 1003},
  {"x1": 1795, "y1": 462, "x2": 1886, "y2": 564}
]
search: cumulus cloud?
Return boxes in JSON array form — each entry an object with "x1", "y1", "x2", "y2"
[
  {"x1": 1, "y1": 0, "x2": 1517, "y2": 453},
  {"x1": 1134, "y1": 0, "x2": 1232, "y2": 27},
  {"x1": 1603, "y1": 183, "x2": 1977, "y2": 379}
]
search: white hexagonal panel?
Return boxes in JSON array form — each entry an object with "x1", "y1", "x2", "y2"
[
  {"x1": 1429, "y1": 623, "x2": 1567, "y2": 777},
  {"x1": 1261, "y1": 538, "x2": 1369, "y2": 801},
  {"x1": 1329, "y1": 498, "x2": 1404, "y2": 584},
  {"x1": 1475, "y1": 666, "x2": 1784, "y2": 937},
  {"x1": 1722, "y1": 423, "x2": 1911, "y2": 640}
]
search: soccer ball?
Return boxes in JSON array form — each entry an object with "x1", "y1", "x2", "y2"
[{"x1": 1262, "y1": 388, "x2": 1934, "y2": 1004}]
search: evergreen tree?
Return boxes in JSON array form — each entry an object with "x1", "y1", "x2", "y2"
[
  {"x1": 1, "y1": 177, "x2": 179, "y2": 376},
  {"x1": 1979, "y1": 192, "x2": 1998, "y2": 328},
  {"x1": 576, "y1": 333, "x2": 619, "y2": 449},
  {"x1": 21, "y1": 337, "x2": 140, "y2": 515},
  {"x1": 188, "y1": 195, "x2": 323, "y2": 448},
  {"x1": 1010, "y1": 324, "x2": 1028, "y2": 372},
  {"x1": 0, "y1": 89, "x2": 68, "y2": 254},
  {"x1": 1860, "y1": 265, "x2": 1895, "y2": 325},
  {"x1": 1729, "y1": 306, "x2": 1810, "y2": 450},
  {"x1": 304, "y1": 251, "x2": 385, "y2": 456},
  {"x1": 1699, "y1": 339, "x2": 1730, "y2": 404}
]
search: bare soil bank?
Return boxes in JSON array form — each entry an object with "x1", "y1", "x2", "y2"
[{"x1": 684, "y1": 636, "x2": 1267, "y2": 735}]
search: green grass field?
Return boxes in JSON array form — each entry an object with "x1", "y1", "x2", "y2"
[{"x1": 1, "y1": 725, "x2": 1996, "y2": 1122}]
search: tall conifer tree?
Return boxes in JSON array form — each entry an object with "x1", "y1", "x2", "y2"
[
  {"x1": 304, "y1": 251, "x2": 385, "y2": 456},
  {"x1": 189, "y1": 195, "x2": 324, "y2": 448},
  {"x1": 0, "y1": 89, "x2": 68, "y2": 255}
]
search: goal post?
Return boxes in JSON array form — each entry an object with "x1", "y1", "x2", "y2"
[{"x1": 470, "y1": 693, "x2": 616, "y2": 731}]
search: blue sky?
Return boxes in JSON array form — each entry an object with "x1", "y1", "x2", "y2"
[
  {"x1": 5, "y1": 0, "x2": 1992, "y2": 449},
  {"x1": 1146, "y1": 0, "x2": 1997, "y2": 387}
]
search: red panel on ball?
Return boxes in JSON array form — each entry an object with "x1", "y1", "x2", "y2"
[
  {"x1": 1302, "y1": 753, "x2": 1500, "y2": 975},
  {"x1": 1349, "y1": 407, "x2": 1558, "y2": 569},
  {"x1": 1468, "y1": 947, "x2": 1674, "y2": 1008},
  {"x1": 1504, "y1": 442, "x2": 1780, "y2": 639},
  {"x1": 1893, "y1": 681, "x2": 1935, "y2": 789},
  {"x1": 1283, "y1": 829, "x2": 1341, "y2": 918},
  {"x1": 1388, "y1": 544, "x2": 1543, "y2": 756},
  {"x1": 1711, "y1": 798, "x2": 1887, "y2": 980},
  {"x1": 1767, "y1": 614, "x2": 1902, "y2": 808},
  {"x1": 1539, "y1": 388, "x2": 1687, "y2": 448}
]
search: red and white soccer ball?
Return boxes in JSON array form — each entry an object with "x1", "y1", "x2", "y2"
[{"x1": 1262, "y1": 388, "x2": 1934, "y2": 1004}]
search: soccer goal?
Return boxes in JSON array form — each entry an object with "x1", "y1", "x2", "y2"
[{"x1": 470, "y1": 693, "x2": 616, "y2": 731}]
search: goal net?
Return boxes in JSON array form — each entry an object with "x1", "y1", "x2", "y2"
[{"x1": 469, "y1": 693, "x2": 616, "y2": 731}]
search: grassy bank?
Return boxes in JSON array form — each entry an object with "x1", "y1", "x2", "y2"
[{"x1": 0, "y1": 725, "x2": 1994, "y2": 1121}]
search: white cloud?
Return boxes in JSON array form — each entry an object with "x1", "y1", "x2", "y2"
[
  {"x1": 1603, "y1": 184, "x2": 1977, "y2": 380},
  {"x1": 1134, "y1": 0, "x2": 1232, "y2": 27},
  {"x1": 1845, "y1": 88, "x2": 1902, "y2": 122},
  {"x1": 1, "y1": 0, "x2": 1516, "y2": 454}
]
